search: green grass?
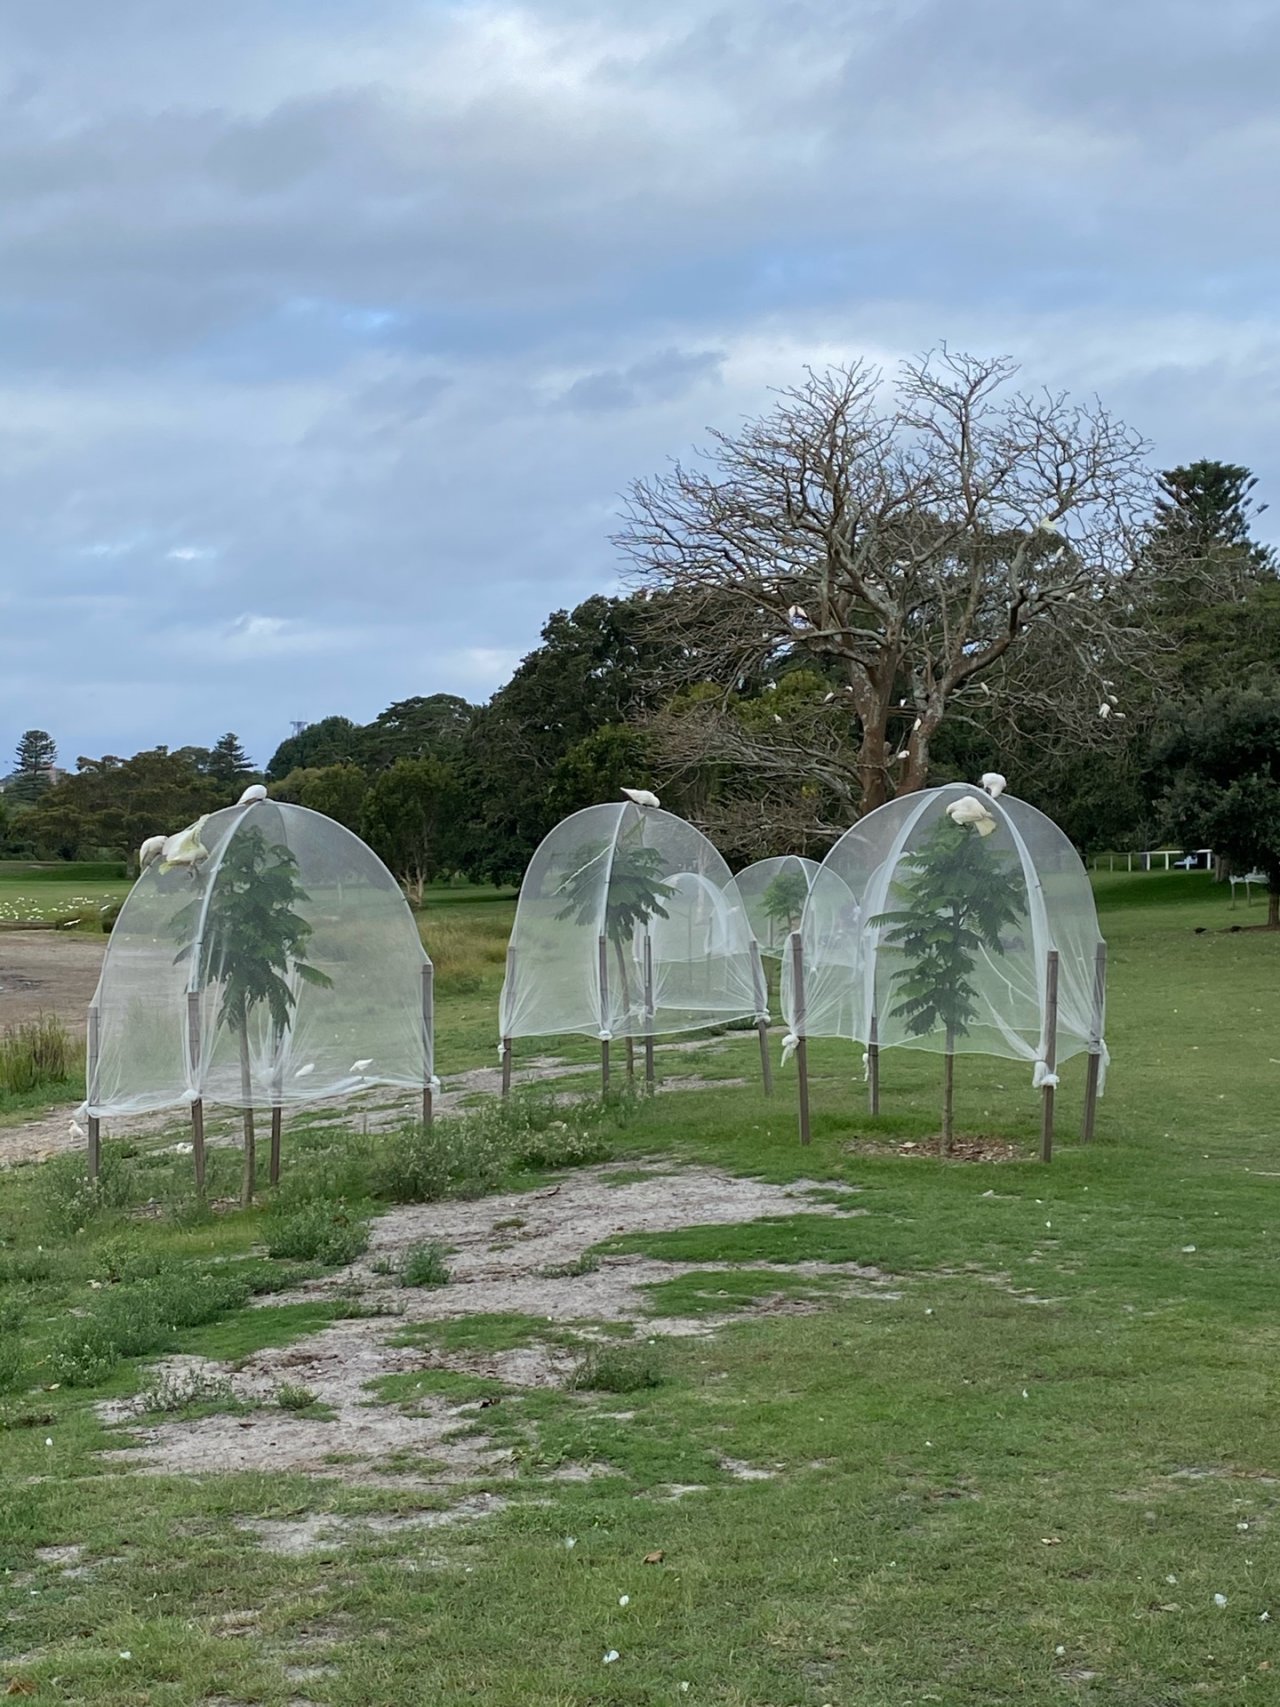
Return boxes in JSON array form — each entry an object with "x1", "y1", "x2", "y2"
[{"x1": 0, "y1": 869, "x2": 1277, "y2": 1703}]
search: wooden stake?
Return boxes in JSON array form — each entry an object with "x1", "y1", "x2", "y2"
[
  {"x1": 750, "y1": 941, "x2": 772, "y2": 1097},
  {"x1": 867, "y1": 1012, "x2": 880, "y2": 1116},
  {"x1": 598, "y1": 935, "x2": 611, "y2": 1094},
  {"x1": 941, "y1": 1048, "x2": 954, "y2": 1156},
  {"x1": 625, "y1": 1038, "x2": 635, "y2": 1081},
  {"x1": 501, "y1": 945, "x2": 515, "y2": 1098},
  {"x1": 186, "y1": 990, "x2": 205, "y2": 1194},
  {"x1": 86, "y1": 1005, "x2": 101, "y2": 1180},
  {"x1": 643, "y1": 933, "x2": 656, "y2": 1093},
  {"x1": 269, "y1": 1106, "x2": 283, "y2": 1186},
  {"x1": 1082, "y1": 940, "x2": 1107, "y2": 1144},
  {"x1": 421, "y1": 961, "x2": 435, "y2": 1127},
  {"x1": 790, "y1": 932, "x2": 811, "y2": 1146},
  {"x1": 1040, "y1": 949, "x2": 1060, "y2": 1164},
  {"x1": 238, "y1": 1027, "x2": 256, "y2": 1206}
]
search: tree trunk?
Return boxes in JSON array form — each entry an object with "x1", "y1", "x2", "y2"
[
  {"x1": 1270, "y1": 886, "x2": 1279, "y2": 930},
  {"x1": 856, "y1": 714, "x2": 891, "y2": 812},
  {"x1": 238, "y1": 1027, "x2": 256, "y2": 1206},
  {"x1": 612, "y1": 937, "x2": 635, "y2": 1071},
  {"x1": 941, "y1": 1041, "x2": 954, "y2": 1157}
]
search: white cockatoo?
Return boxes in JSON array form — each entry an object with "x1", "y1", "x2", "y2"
[
  {"x1": 1099, "y1": 702, "x2": 1112, "y2": 719},
  {"x1": 787, "y1": 604, "x2": 811, "y2": 627},
  {"x1": 294, "y1": 1062, "x2": 316, "y2": 1078},
  {"x1": 139, "y1": 834, "x2": 167, "y2": 870},
  {"x1": 237, "y1": 784, "x2": 268, "y2": 805},
  {"x1": 946, "y1": 795, "x2": 998, "y2": 837},
  {"x1": 621, "y1": 788, "x2": 659, "y2": 809},
  {"x1": 158, "y1": 816, "x2": 210, "y2": 874},
  {"x1": 822, "y1": 691, "x2": 836, "y2": 704},
  {"x1": 1035, "y1": 514, "x2": 1061, "y2": 534},
  {"x1": 350, "y1": 1058, "x2": 373, "y2": 1074},
  {"x1": 69, "y1": 1119, "x2": 86, "y2": 1143},
  {"x1": 980, "y1": 772, "x2": 1007, "y2": 799}
]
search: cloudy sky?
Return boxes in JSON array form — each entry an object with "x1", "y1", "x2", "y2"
[{"x1": 2, "y1": 0, "x2": 1278, "y2": 772}]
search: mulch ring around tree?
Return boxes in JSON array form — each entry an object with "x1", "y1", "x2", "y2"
[{"x1": 843, "y1": 1136, "x2": 1027, "y2": 1164}]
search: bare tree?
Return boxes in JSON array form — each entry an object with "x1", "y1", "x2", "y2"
[{"x1": 618, "y1": 350, "x2": 1156, "y2": 816}]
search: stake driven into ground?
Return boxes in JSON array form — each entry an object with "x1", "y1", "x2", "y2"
[{"x1": 0, "y1": 872, "x2": 1277, "y2": 1705}]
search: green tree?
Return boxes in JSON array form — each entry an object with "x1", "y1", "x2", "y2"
[
  {"x1": 25, "y1": 748, "x2": 224, "y2": 864},
  {"x1": 361, "y1": 757, "x2": 463, "y2": 904},
  {"x1": 555, "y1": 841, "x2": 675, "y2": 1027},
  {"x1": 8, "y1": 730, "x2": 57, "y2": 804},
  {"x1": 546, "y1": 725, "x2": 655, "y2": 821},
  {"x1": 360, "y1": 695, "x2": 474, "y2": 769},
  {"x1": 761, "y1": 869, "x2": 810, "y2": 946},
  {"x1": 175, "y1": 828, "x2": 332, "y2": 1202},
  {"x1": 273, "y1": 764, "x2": 369, "y2": 831},
  {"x1": 873, "y1": 813, "x2": 1023, "y2": 1151},
  {"x1": 265, "y1": 716, "x2": 364, "y2": 782},
  {"x1": 1151, "y1": 683, "x2": 1280, "y2": 927}
]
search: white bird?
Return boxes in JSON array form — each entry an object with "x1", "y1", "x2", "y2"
[
  {"x1": 896, "y1": 749, "x2": 909, "y2": 760},
  {"x1": 764, "y1": 680, "x2": 777, "y2": 693},
  {"x1": 69, "y1": 1119, "x2": 85, "y2": 1143},
  {"x1": 787, "y1": 604, "x2": 811, "y2": 626},
  {"x1": 159, "y1": 816, "x2": 210, "y2": 873},
  {"x1": 773, "y1": 714, "x2": 783, "y2": 724},
  {"x1": 946, "y1": 796, "x2": 998, "y2": 837},
  {"x1": 822, "y1": 691, "x2": 836, "y2": 704},
  {"x1": 350, "y1": 1058, "x2": 373, "y2": 1073},
  {"x1": 621, "y1": 788, "x2": 659, "y2": 809},
  {"x1": 1035, "y1": 514, "x2": 1060, "y2": 534},
  {"x1": 139, "y1": 835, "x2": 167, "y2": 870},
  {"x1": 237, "y1": 784, "x2": 268, "y2": 805},
  {"x1": 1099, "y1": 702, "x2": 1112, "y2": 719},
  {"x1": 981, "y1": 772, "x2": 1007, "y2": 799},
  {"x1": 294, "y1": 1062, "x2": 316, "y2": 1077}
]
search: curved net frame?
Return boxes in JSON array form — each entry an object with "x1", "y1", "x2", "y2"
[
  {"x1": 500, "y1": 803, "x2": 766, "y2": 1045},
  {"x1": 85, "y1": 799, "x2": 432, "y2": 1118},
  {"x1": 782, "y1": 784, "x2": 1107, "y2": 1081},
  {"x1": 731, "y1": 856, "x2": 822, "y2": 958}
]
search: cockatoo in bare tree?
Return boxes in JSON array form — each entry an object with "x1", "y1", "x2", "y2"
[
  {"x1": 787, "y1": 604, "x2": 811, "y2": 626},
  {"x1": 158, "y1": 816, "x2": 210, "y2": 874},
  {"x1": 237, "y1": 784, "x2": 268, "y2": 805},
  {"x1": 1099, "y1": 701, "x2": 1112, "y2": 719},
  {"x1": 980, "y1": 772, "x2": 1007, "y2": 799},
  {"x1": 946, "y1": 795, "x2": 998, "y2": 837},
  {"x1": 139, "y1": 835, "x2": 167, "y2": 870},
  {"x1": 621, "y1": 788, "x2": 659, "y2": 809}
]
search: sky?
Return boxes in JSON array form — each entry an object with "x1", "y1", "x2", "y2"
[{"x1": 2, "y1": 0, "x2": 1279, "y2": 773}]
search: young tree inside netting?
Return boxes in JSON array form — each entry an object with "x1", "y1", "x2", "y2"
[
  {"x1": 618, "y1": 350, "x2": 1156, "y2": 822},
  {"x1": 175, "y1": 827, "x2": 332, "y2": 1202},
  {"x1": 872, "y1": 814, "x2": 1022, "y2": 1152}
]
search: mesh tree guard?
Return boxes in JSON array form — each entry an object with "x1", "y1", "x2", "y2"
[
  {"x1": 499, "y1": 802, "x2": 767, "y2": 1089},
  {"x1": 84, "y1": 800, "x2": 434, "y2": 1131},
  {"x1": 731, "y1": 856, "x2": 822, "y2": 958},
  {"x1": 780, "y1": 784, "x2": 1107, "y2": 1151}
]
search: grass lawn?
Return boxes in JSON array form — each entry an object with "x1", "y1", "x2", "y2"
[{"x1": 0, "y1": 871, "x2": 1277, "y2": 1703}]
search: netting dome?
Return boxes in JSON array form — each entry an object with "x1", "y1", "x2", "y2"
[
  {"x1": 781, "y1": 783, "x2": 1107, "y2": 1083},
  {"x1": 732, "y1": 856, "x2": 822, "y2": 958},
  {"x1": 499, "y1": 802, "x2": 766, "y2": 1045},
  {"x1": 85, "y1": 798, "x2": 433, "y2": 1118}
]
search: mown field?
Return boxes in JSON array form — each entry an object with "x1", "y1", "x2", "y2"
[{"x1": 0, "y1": 872, "x2": 1277, "y2": 1704}]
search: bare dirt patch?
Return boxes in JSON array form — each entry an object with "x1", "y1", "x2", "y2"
[
  {"x1": 97, "y1": 1164, "x2": 894, "y2": 1490},
  {"x1": 844, "y1": 1136, "x2": 1028, "y2": 1164},
  {"x1": 0, "y1": 931, "x2": 107, "y2": 1027}
]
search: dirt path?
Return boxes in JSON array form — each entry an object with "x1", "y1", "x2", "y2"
[
  {"x1": 0, "y1": 931, "x2": 106, "y2": 1027},
  {"x1": 96, "y1": 1164, "x2": 891, "y2": 1495}
]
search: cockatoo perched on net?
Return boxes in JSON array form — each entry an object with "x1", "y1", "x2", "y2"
[
  {"x1": 158, "y1": 816, "x2": 210, "y2": 874},
  {"x1": 621, "y1": 788, "x2": 659, "y2": 809},
  {"x1": 980, "y1": 772, "x2": 1007, "y2": 799},
  {"x1": 946, "y1": 795, "x2": 998, "y2": 837},
  {"x1": 237, "y1": 784, "x2": 268, "y2": 805},
  {"x1": 139, "y1": 834, "x2": 167, "y2": 870}
]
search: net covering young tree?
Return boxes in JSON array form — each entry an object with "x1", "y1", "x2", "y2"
[
  {"x1": 732, "y1": 856, "x2": 823, "y2": 957},
  {"x1": 782, "y1": 784, "x2": 1106, "y2": 1081},
  {"x1": 500, "y1": 802, "x2": 762, "y2": 1044},
  {"x1": 84, "y1": 799, "x2": 432, "y2": 1117}
]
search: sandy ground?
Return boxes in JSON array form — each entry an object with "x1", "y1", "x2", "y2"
[
  {"x1": 94, "y1": 1164, "x2": 892, "y2": 1504},
  {"x1": 0, "y1": 931, "x2": 106, "y2": 1027}
]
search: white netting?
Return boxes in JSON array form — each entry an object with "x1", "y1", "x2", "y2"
[
  {"x1": 85, "y1": 799, "x2": 432, "y2": 1117},
  {"x1": 781, "y1": 784, "x2": 1106, "y2": 1081},
  {"x1": 500, "y1": 802, "x2": 764, "y2": 1042},
  {"x1": 731, "y1": 855, "x2": 822, "y2": 957}
]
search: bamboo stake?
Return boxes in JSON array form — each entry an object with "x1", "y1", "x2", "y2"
[
  {"x1": 1040, "y1": 949, "x2": 1060, "y2": 1164},
  {"x1": 186, "y1": 990, "x2": 205, "y2": 1195},
  {"x1": 86, "y1": 1005, "x2": 101, "y2": 1181},
  {"x1": 1081, "y1": 940, "x2": 1107, "y2": 1144},
  {"x1": 422, "y1": 961, "x2": 435, "y2": 1128},
  {"x1": 598, "y1": 935, "x2": 610, "y2": 1094},
  {"x1": 790, "y1": 932, "x2": 811, "y2": 1146}
]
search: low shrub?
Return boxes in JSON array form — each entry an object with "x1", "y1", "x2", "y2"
[
  {"x1": 138, "y1": 1365, "x2": 234, "y2": 1413},
  {"x1": 46, "y1": 1264, "x2": 254, "y2": 1387},
  {"x1": 265, "y1": 1200, "x2": 369, "y2": 1266},
  {"x1": 31, "y1": 1147, "x2": 133, "y2": 1238},
  {"x1": 371, "y1": 1118, "x2": 508, "y2": 1205},
  {"x1": 0, "y1": 1337, "x2": 26, "y2": 1395},
  {"x1": 0, "y1": 1014, "x2": 73, "y2": 1095},
  {"x1": 568, "y1": 1343, "x2": 666, "y2": 1394},
  {"x1": 400, "y1": 1241, "x2": 450, "y2": 1288},
  {"x1": 276, "y1": 1382, "x2": 318, "y2": 1411},
  {"x1": 540, "y1": 1251, "x2": 600, "y2": 1279}
]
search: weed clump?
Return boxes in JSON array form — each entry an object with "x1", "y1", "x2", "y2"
[
  {"x1": 276, "y1": 1382, "x2": 318, "y2": 1411},
  {"x1": 46, "y1": 1265, "x2": 256, "y2": 1387},
  {"x1": 30, "y1": 1147, "x2": 132, "y2": 1238},
  {"x1": 568, "y1": 1342, "x2": 666, "y2": 1394},
  {"x1": 0, "y1": 1014, "x2": 74, "y2": 1095},
  {"x1": 399, "y1": 1241, "x2": 451, "y2": 1288},
  {"x1": 265, "y1": 1200, "x2": 369, "y2": 1266},
  {"x1": 138, "y1": 1365, "x2": 234, "y2": 1414}
]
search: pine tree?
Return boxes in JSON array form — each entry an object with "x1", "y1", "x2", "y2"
[
  {"x1": 207, "y1": 733, "x2": 255, "y2": 787},
  {"x1": 175, "y1": 828, "x2": 332, "y2": 1201},
  {"x1": 873, "y1": 815, "x2": 1022, "y2": 1153},
  {"x1": 9, "y1": 730, "x2": 57, "y2": 804}
]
